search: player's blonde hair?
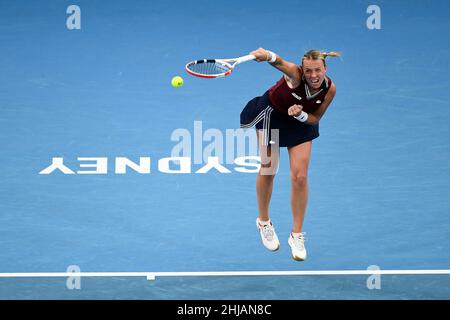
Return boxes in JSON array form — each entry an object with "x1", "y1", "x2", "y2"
[{"x1": 302, "y1": 50, "x2": 341, "y2": 67}]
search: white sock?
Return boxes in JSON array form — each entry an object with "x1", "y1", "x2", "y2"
[
  {"x1": 258, "y1": 218, "x2": 270, "y2": 226},
  {"x1": 291, "y1": 232, "x2": 302, "y2": 238}
]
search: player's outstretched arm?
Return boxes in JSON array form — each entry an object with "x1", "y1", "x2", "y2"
[{"x1": 250, "y1": 47, "x2": 301, "y2": 83}]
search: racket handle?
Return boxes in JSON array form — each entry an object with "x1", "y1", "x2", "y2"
[{"x1": 237, "y1": 54, "x2": 256, "y2": 63}]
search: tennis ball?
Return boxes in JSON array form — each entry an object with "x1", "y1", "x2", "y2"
[{"x1": 171, "y1": 76, "x2": 183, "y2": 88}]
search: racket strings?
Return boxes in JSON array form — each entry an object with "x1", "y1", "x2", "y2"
[{"x1": 188, "y1": 61, "x2": 231, "y2": 76}]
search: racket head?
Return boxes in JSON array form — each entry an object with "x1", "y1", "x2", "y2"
[{"x1": 185, "y1": 59, "x2": 234, "y2": 78}]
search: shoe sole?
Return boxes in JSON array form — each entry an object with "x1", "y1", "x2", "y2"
[
  {"x1": 291, "y1": 254, "x2": 305, "y2": 261},
  {"x1": 268, "y1": 243, "x2": 280, "y2": 251}
]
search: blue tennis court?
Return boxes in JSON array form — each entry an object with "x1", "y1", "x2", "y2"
[{"x1": 1, "y1": 0, "x2": 450, "y2": 299}]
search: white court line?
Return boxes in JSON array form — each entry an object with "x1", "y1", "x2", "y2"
[{"x1": 0, "y1": 270, "x2": 450, "y2": 280}]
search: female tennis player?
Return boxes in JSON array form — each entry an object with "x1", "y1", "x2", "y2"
[{"x1": 240, "y1": 48, "x2": 339, "y2": 261}]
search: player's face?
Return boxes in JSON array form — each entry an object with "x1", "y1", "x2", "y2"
[{"x1": 302, "y1": 59, "x2": 326, "y2": 90}]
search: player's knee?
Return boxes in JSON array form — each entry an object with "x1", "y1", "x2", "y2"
[
  {"x1": 260, "y1": 158, "x2": 275, "y2": 168},
  {"x1": 260, "y1": 154, "x2": 278, "y2": 169},
  {"x1": 291, "y1": 171, "x2": 308, "y2": 188}
]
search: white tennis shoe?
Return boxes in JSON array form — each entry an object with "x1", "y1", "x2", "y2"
[
  {"x1": 256, "y1": 218, "x2": 280, "y2": 251},
  {"x1": 288, "y1": 232, "x2": 307, "y2": 261}
]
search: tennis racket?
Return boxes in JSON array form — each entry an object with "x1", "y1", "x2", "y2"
[{"x1": 185, "y1": 54, "x2": 256, "y2": 79}]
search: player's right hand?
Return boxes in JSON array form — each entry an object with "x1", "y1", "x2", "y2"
[
  {"x1": 250, "y1": 48, "x2": 270, "y2": 62},
  {"x1": 288, "y1": 104, "x2": 303, "y2": 117}
]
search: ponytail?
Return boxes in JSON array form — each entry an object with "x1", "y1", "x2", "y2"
[{"x1": 322, "y1": 51, "x2": 340, "y2": 59}]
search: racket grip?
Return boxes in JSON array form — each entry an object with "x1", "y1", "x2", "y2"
[{"x1": 237, "y1": 54, "x2": 256, "y2": 63}]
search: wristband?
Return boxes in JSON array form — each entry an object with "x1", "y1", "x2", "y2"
[
  {"x1": 294, "y1": 111, "x2": 308, "y2": 122},
  {"x1": 266, "y1": 50, "x2": 277, "y2": 63}
]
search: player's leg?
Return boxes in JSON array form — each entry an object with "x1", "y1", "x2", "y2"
[
  {"x1": 256, "y1": 129, "x2": 278, "y2": 221},
  {"x1": 255, "y1": 129, "x2": 280, "y2": 251},
  {"x1": 287, "y1": 141, "x2": 312, "y2": 260},
  {"x1": 288, "y1": 141, "x2": 311, "y2": 232}
]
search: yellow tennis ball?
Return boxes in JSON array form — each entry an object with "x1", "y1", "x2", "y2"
[{"x1": 171, "y1": 76, "x2": 183, "y2": 88}]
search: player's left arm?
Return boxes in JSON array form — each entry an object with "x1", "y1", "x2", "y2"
[{"x1": 305, "y1": 83, "x2": 336, "y2": 125}]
